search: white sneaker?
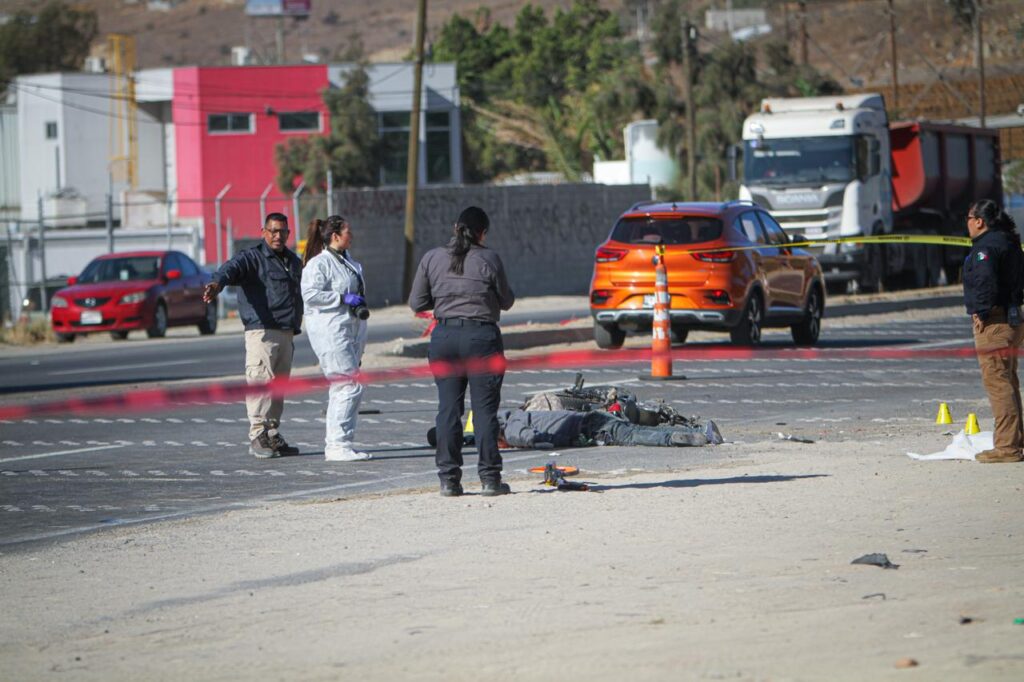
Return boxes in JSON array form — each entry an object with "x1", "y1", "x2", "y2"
[{"x1": 325, "y1": 445, "x2": 373, "y2": 462}]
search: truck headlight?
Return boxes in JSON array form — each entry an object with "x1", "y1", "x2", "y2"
[
  {"x1": 51, "y1": 296, "x2": 68, "y2": 308},
  {"x1": 120, "y1": 292, "x2": 146, "y2": 304}
]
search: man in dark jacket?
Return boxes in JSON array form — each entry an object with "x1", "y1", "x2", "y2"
[{"x1": 203, "y1": 213, "x2": 303, "y2": 458}]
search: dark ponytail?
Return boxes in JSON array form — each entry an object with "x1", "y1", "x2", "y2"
[
  {"x1": 302, "y1": 215, "x2": 349, "y2": 267},
  {"x1": 302, "y1": 219, "x2": 326, "y2": 266},
  {"x1": 448, "y1": 206, "x2": 490, "y2": 275},
  {"x1": 970, "y1": 199, "x2": 1020, "y2": 249}
]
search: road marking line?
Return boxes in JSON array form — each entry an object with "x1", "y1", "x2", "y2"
[
  {"x1": 0, "y1": 443, "x2": 125, "y2": 464},
  {"x1": 47, "y1": 359, "x2": 202, "y2": 376}
]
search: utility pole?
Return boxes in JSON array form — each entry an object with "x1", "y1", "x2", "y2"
[
  {"x1": 37, "y1": 195, "x2": 48, "y2": 313},
  {"x1": 276, "y1": 15, "x2": 285, "y2": 64},
  {"x1": 326, "y1": 168, "x2": 334, "y2": 216},
  {"x1": 974, "y1": 0, "x2": 986, "y2": 126},
  {"x1": 402, "y1": 0, "x2": 427, "y2": 300},
  {"x1": 798, "y1": 1, "x2": 808, "y2": 65},
  {"x1": 888, "y1": 0, "x2": 899, "y2": 115},
  {"x1": 682, "y1": 19, "x2": 697, "y2": 201},
  {"x1": 105, "y1": 187, "x2": 114, "y2": 253}
]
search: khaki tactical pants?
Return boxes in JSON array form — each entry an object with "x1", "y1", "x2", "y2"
[
  {"x1": 973, "y1": 309, "x2": 1024, "y2": 456},
  {"x1": 244, "y1": 329, "x2": 295, "y2": 441}
]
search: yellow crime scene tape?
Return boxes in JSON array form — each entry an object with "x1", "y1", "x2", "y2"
[{"x1": 686, "y1": 232, "x2": 974, "y2": 255}]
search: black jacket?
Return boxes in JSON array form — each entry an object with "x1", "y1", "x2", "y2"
[
  {"x1": 213, "y1": 242, "x2": 303, "y2": 333},
  {"x1": 964, "y1": 229, "x2": 1024, "y2": 320}
]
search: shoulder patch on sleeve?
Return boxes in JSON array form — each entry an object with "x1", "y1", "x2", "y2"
[{"x1": 977, "y1": 251, "x2": 989, "y2": 262}]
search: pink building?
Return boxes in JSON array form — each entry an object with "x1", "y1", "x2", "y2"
[
  {"x1": 173, "y1": 65, "x2": 329, "y2": 261},
  {"x1": 170, "y1": 63, "x2": 461, "y2": 263},
  {"x1": 11, "y1": 62, "x2": 461, "y2": 265}
]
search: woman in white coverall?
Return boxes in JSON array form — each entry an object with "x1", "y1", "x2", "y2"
[{"x1": 301, "y1": 215, "x2": 371, "y2": 462}]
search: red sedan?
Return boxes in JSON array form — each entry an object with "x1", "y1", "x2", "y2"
[{"x1": 50, "y1": 250, "x2": 216, "y2": 342}]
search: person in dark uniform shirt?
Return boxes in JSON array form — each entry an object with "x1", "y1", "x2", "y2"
[
  {"x1": 409, "y1": 206, "x2": 515, "y2": 496},
  {"x1": 963, "y1": 199, "x2": 1024, "y2": 463}
]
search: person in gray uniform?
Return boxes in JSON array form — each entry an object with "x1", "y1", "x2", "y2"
[{"x1": 409, "y1": 206, "x2": 515, "y2": 497}]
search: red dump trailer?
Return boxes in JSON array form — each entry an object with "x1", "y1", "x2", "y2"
[{"x1": 889, "y1": 121, "x2": 1002, "y2": 286}]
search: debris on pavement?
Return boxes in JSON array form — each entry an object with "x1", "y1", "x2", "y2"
[
  {"x1": 777, "y1": 432, "x2": 815, "y2": 444},
  {"x1": 539, "y1": 462, "x2": 590, "y2": 492},
  {"x1": 894, "y1": 658, "x2": 919, "y2": 669},
  {"x1": 862, "y1": 593, "x2": 887, "y2": 600},
  {"x1": 959, "y1": 616, "x2": 976, "y2": 625},
  {"x1": 851, "y1": 553, "x2": 900, "y2": 569}
]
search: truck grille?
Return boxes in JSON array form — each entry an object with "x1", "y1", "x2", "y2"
[{"x1": 771, "y1": 208, "x2": 841, "y2": 237}]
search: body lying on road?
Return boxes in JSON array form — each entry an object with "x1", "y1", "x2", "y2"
[{"x1": 497, "y1": 408, "x2": 723, "y2": 449}]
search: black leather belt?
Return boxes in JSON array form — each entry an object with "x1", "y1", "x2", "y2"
[{"x1": 437, "y1": 318, "x2": 494, "y2": 327}]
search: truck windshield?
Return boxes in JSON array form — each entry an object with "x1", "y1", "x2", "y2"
[{"x1": 744, "y1": 136, "x2": 854, "y2": 186}]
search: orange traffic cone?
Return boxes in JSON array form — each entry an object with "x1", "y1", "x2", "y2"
[
  {"x1": 935, "y1": 403, "x2": 953, "y2": 425},
  {"x1": 643, "y1": 244, "x2": 685, "y2": 381},
  {"x1": 964, "y1": 413, "x2": 981, "y2": 435}
]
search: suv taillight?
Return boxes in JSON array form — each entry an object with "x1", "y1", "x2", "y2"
[
  {"x1": 596, "y1": 246, "x2": 628, "y2": 262},
  {"x1": 692, "y1": 250, "x2": 735, "y2": 263}
]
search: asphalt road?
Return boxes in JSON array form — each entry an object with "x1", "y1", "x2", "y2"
[
  {"x1": 0, "y1": 303, "x2": 591, "y2": 395},
  {"x1": 0, "y1": 299, "x2": 979, "y2": 549}
]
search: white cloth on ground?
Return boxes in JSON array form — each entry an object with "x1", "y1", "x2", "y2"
[
  {"x1": 906, "y1": 430, "x2": 994, "y2": 461},
  {"x1": 301, "y1": 250, "x2": 368, "y2": 449}
]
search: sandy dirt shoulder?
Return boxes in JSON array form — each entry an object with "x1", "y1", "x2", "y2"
[{"x1": 2, "y1": 427, "x2": 1022, "y2": 681}]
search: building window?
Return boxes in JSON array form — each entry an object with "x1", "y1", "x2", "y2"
[
  {"x1": 207, "y1": 113, "x2": 253, "y2": 134},
  {"x1": 278, "y1": 111, "x2": 321, "y2": 132},
  {"x1": 378, "y1": 111, "x2": 409, "y2": 186},
  {"x1": 425, "y1": 111, "x2": 451, "y2": 184},
  {"x1": 45, "y1": 121, "x2": 58, "y2": 139}
]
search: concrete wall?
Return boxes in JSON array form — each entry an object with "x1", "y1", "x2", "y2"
[{"x1": 328, "y1": 183, "x2": 651, "y2": 307}]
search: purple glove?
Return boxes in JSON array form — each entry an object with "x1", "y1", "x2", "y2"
[{"x1": 343, "y1": 293, "x2": 365, "y2": 307}]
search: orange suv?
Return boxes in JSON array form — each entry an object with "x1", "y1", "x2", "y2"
[{"x1": 589, "y1": 200, "x2": 825, "y2": 348}]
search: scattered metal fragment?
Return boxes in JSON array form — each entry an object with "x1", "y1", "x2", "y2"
[
  {"x1": 851, "y1": 553, "x2": 899, "y2": 569},
  {"x1": 862, "y1": 593, "x2": 887, "y2": 600},
  {"x1": 777, "y1": 432, "x2": 815, "y2": 444}
]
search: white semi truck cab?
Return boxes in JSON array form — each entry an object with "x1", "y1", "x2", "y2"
[{"x1": 739, "y1": 94, "x2": 893, "y2": 291}]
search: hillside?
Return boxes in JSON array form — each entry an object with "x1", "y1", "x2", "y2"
[{"x1": 2, "y1": 1, "x2": 1021, "y2": 96}]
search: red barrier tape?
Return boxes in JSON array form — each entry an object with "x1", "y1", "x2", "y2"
[{"x1": 0, "y1": 345, "x2": 992, "y2": 421}]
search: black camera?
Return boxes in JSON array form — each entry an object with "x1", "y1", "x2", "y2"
[{"x1": 351, "y1": 303, "x2": 370, "y2": 320}]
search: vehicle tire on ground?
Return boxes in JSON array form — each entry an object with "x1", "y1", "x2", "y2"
[
  {"x1": 55, "y1": 333, "x2": 75, "y2": 343},
  {"x1": 859, "y1": 243, "x2": 885, "y2": 293},
  {"x1": 110, "y1": 330, "x2": 129, "y2": 340},
  {"x1": 730, "y1": 292, "x2": 763, "y2": 346},
  {"x1": 146, "y1": 302, "x2": 168, "y2": 338},
  {"x1": 791, "y1": 286, "x2": 823, "y2": 346},
  {"x1": 670, "y1": 326, "x2": 689, "y2": 344},
  {"x1": 198, "y1": 303, "x2": 217, "y2": 335},
  {"x1": 593, "y1": 322, "x2": 625, "y2": 350}
]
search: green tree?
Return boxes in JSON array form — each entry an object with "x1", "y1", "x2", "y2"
[
  {"x1": 275, "y1": 62, "x2": 380, "y2": 194},
  {"x1": 945, "y1": 0, "x2": 978, "y2": 31},
  {"x1": 650, "y1": 1, "x2": 842, "y2": 201},
  {"x1": 1004, "y1": 160, "x2": 1024, "y2": 197},
  {"x1": 432, "y1": 0, "x2": 641, "y2": 182},
  {"x1": 0, "y1": 1, "x2": 98, "y2": 91}
]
